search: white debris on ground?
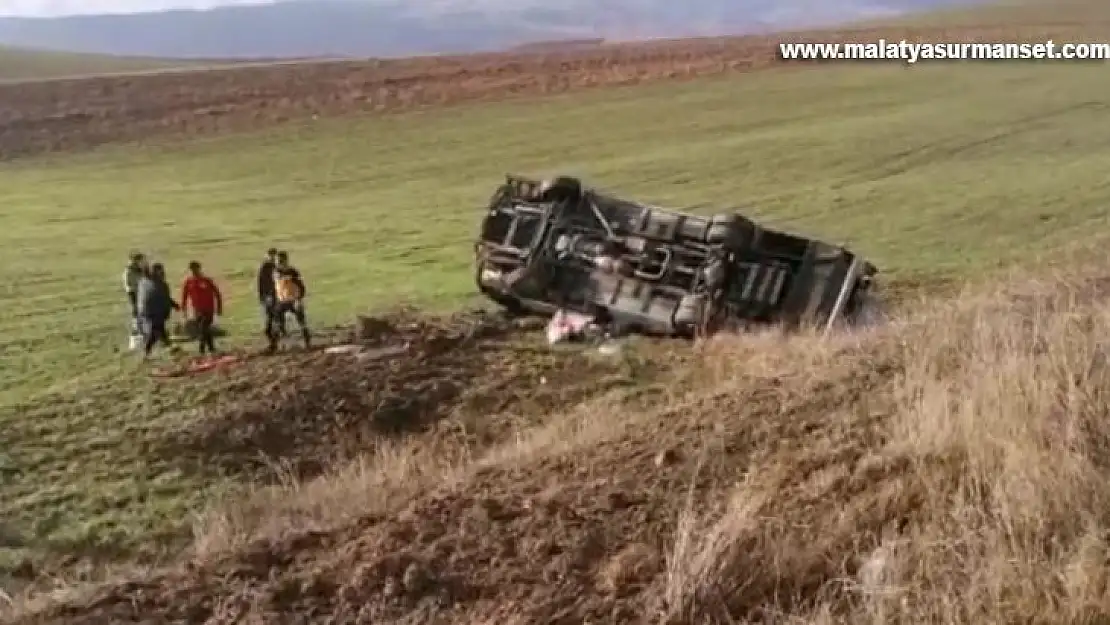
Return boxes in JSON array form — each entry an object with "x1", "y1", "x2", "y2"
[
  {"x1": 544, "y1": 308, "x2": 629, "y2": 356},
  {"x1": 323, "y1": 345, "x2": 362, "y2": 355},
  {"x1": 545, "y1": 309, "x2": 601, "y2": 344},
  {"x1": 595, "y1": 340, "x2": 625, "y2": 356},
  {"x1": 323, "y1": 343, "x2": 410, "y2": 361}
]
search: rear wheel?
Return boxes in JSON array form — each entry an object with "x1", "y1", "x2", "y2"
[
  {"x1": 539, "y1": 176, "x2": 583, "y2": 202},
  {"x1": 705, "y1": 213, "x2": 757, "y2": 249},
  {"x1": 846, "y1": 287, "x2": 885, "y2": 328},
  {"x1": 675, "y1": 293, "x2": 708, "y2": 336}
]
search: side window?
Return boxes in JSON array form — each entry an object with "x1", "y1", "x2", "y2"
[
  {"x1": 733, "y1": 260, "x2": 789, "y2": 305},
  {"x1": 481, "y1": 209, "x2": 512, "y2": 243},
  {"x1": 511, "y1": 215, "x2": 542, "y2": 248}
]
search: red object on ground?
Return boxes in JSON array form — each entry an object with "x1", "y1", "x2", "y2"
[{"x1": 150, "y1": 354, "x2": 241, "y2": 378}]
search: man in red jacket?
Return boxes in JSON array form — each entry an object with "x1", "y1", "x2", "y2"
[{"x1": 181, "y1": 260, "x2": 224, "y2": 355}]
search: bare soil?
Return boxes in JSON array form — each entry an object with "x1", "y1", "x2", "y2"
[
  {"x1": 0, "y1": 22, "x2": 1096, "y2": 160},
  {"x1": 3, "y1": 309, "x2": 679, "y2": 596},
  {"x1": 15, "y1": 327, "x2": 889, "y2": 625},
  {"x1": 153, "y1": 310, "x2": 669, "y2": 489}
]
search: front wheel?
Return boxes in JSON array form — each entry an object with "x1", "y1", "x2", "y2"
[
  {"x1": 475, "y1": 262, "x2": 525, "y2": 316},
  {"x1": 539, "y1": 176, "x2": 583, "y2": 202},
  {"x1": 846, "y1": 288, "x2": 886, "y2": 329},
  {"x1": 487, "y1": 183, "x2": 512, "y2": 209}
]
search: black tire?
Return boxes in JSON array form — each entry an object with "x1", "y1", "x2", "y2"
[
  {"x1": 705, "y1": 213, "x2": 751, "y2": 247},
  {"x1": 487, "y1": 184, "x2": 512, "y2": 209},
  {"x1": 498, "y1": 299, "x2": 527, "y2": 317},
  {"x1": 844, "y1": 286, "x2": 884, "y2": 328},
  {"x1": 698, "y1": 296, "x2": 727, "y2": 338},
  {"x1": 700, "y1": 256, "x2": 728, "y2": 291},
  {"x1": 475, "y1": 262, "x2": 525, "y2": 315},
  {"x1": 674, "y1": 293, "x2": 707, "y2": 335},
  {"x1": 540, "y1": 176, "x2": 583, "y2": 202}
]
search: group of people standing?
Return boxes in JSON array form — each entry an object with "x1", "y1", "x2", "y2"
[{"x1": 121, "y1": 247, "x2": 311, "y2": 359}]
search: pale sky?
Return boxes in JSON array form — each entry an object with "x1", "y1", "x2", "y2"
[{"x1": 0, "y1": 0, "x2": 281, "y2": 17}]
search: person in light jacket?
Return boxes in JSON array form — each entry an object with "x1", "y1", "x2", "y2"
[{"x1": 122, "y1": 252, "x2": 148, "y2": 330}]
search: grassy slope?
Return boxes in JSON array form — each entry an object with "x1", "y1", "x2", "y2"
[
  {"x1": 853, "y1": 0, "x2": 1106, "y2": 26},
  {"x1": 0, "y1": 46, "x2": 279, "y2": 82},
  {"x1": 3, "y1": 7, "x2": 1110, "y2": 587},
  {"x1": 0, "y1": 46, "x2": 209, "y2": 80}
]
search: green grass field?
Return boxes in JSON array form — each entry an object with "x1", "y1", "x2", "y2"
[
  {"x1": 3, "y1": 50, "x2": 1110, "y2": 578},
  {"x1": 0, "y1": 46, "x2": 214, "y2": 81}
]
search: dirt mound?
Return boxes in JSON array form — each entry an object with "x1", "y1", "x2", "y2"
[
  {"x1": 15, "y1": 327, "x2": 893, "y2": 624},
  {"x1": 151, "y1": 309, "x2": 650, "y2": 487},
  {"x1": 0, "y1": 23, "x2": 1092, "y2": 160}
]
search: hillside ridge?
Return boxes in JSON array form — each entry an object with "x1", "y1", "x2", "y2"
[
  {"x1": 1, "y1": 16, "x2": 1098, "y2": 161},
  {"x1": 0, "y1": 0, "x2": 978, "y2": 59}
]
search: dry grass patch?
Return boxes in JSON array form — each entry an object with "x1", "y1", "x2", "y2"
[
  {"x1": 658, "y1": 273, "x2": 1110, "y2": 624},
  {"x1": 191, "y1": 440, "x2": 466, "y2": 561}
]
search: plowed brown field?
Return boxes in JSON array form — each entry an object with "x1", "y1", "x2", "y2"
[{"x1": 0, "y1": 21, "x2": 1096, "y2": 161}]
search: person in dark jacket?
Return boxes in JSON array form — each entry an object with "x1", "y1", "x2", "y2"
[
  {"x1": 266, "y1": 250, "x2": 311, "y2": 351},
  {"x1": 136, "y1": 262, "x2": 180, "y2": 358},
  {"x1": 257, "y1": 247, "x2": 279, "y2": 340}
]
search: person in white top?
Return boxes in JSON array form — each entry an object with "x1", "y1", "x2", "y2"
[{"x1": 122, "y1": 251, "x2": 149, "y2": 326}]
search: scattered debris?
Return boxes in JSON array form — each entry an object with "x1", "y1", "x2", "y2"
[
  {"x1": 596, "y1": 340, "x2": 626, "y2": 356},
  {"x1": 323, "y1": 344, "x2": 362, "y2": 355},
  {"x1": 354, "y1": 314, "x2": 396, "y2": 342},
  {"x1": 323, "y1": 343, "x2": 409, "y2": 361},
  {"x1": 545, "y1": 309, "x2": 602, "y2": 344},
  {"x1": 150, "y1": 354, "x2": 241, "y2": 378},
  {"x1": 356, "y1": 345, "x2": 409, "y2": 361}
]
